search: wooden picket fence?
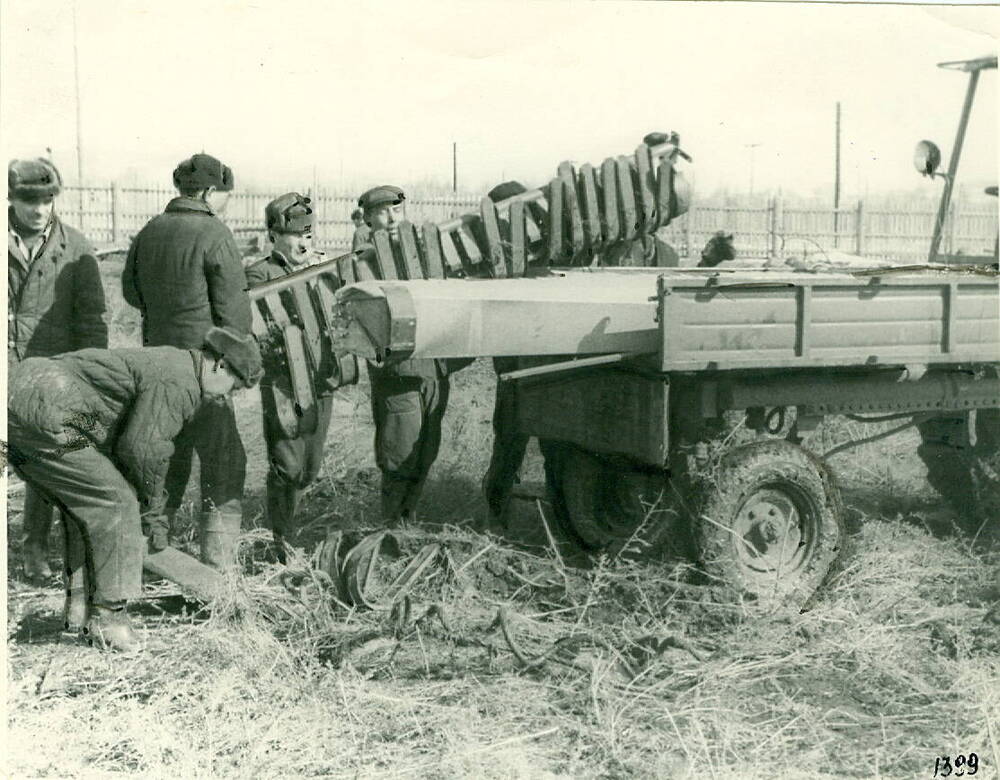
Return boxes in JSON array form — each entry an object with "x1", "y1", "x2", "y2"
[{"x1": 60, "y1": 183, "x2": 997, "y2": 264}]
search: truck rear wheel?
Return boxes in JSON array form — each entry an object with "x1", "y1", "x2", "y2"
[
  {"x1": 695, "y1": 440, "x2": 845, "y2": 612},
  {"x1": 558, "y1": 447, "x2": 689, "y2": 558}
]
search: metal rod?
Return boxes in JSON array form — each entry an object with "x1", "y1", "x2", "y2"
[
  {"x1": 498, "y1": 352, "x2": 637, "y2": 382},
  {"x1": 834, "y1": 102, "x2": 841, "y2": 247},
  {"x1": 248, "y1": 252, "x2": 349, "y2": 299},
  {"x1": 72, "y1": 0, "x2": 84, "y2": 183},
  {"x1": 929, "y1": 69, "x2": 982, "y2": 265},
  {"x1": 452, "y1": 141, "x2": 457, "y2": 194}
]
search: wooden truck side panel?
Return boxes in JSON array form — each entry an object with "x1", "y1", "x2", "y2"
[{"x1": 658, "y1": 274, "x2": 999, "y2": 371}]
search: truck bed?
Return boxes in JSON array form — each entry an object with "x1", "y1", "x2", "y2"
[
  {"x1": 655, "y1": 268, "x2": 999, "y2": 371},
  {"x1": 333, "y1": 267, "x2": 999, "y2": 372}
]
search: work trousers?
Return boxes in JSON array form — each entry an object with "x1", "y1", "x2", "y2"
[
  {"x1": 22, "y1": 485, "x2": 60, "y2": 546},
  {"x1": 262, "y1": 390, "x2": 334, "y2": 536},
  {"x1": 369, "y1": 368, "x2": 450, "y2": 520},
  {"x1": 164, "y1": 395, "x2": 246, "y2": 518},
  {"x1": 482, "y1": 357, "x2": 531, "y2": 518},
  {"x1": 7, "y1": 433, "x2": 144, "y2": 604}
]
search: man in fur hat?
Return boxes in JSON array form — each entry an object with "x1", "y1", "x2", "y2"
[
  {"x1": 121, "y1": 153, "x2": 252, "y2": 570},
  {"x1": 245, "y1": 193, "x2": 336, "y2": 561},
  {"x1": 356, "y1": 185, "x2": 451, "y2": 524},
  {"x1": 7, "y1": 327, "x2": 262, "y2": 652},
  {"x1": 7, "y1": 157, "x2": 109, "y2": 582}
]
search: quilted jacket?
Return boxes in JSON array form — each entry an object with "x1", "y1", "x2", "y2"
[
  {"x1": 7, "y1": 347, "x2": 203, "y2": 514},
  {"x1": 7, "y1": 214, "x2": 109, "y2": 361}
]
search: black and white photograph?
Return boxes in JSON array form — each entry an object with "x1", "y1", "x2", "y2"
[{"x1": 2, "y1": 1, "x2": 998, "y2": 776}]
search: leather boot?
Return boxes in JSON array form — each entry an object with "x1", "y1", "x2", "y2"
[
  {"x1": 199, "y1": 510, "x2": 243, "y2": 571},
  {"x1": 84, "y1": 602, "x2": 141, "y2": 653}
]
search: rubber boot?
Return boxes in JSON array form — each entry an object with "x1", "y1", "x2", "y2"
[
  {"x1": 62, "y1": 517, "x2": 89, "y2": 630},
  {"x1": 84, "y1": 602, "x2": 141, "y2": 653},
  {"x1": 199, "y1": 510, "x2": 243, "y2": 571}
]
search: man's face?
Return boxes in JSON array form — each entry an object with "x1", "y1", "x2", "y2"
[
  {"x1": 205, "y1": 188, "x2": 231, "y2": 216},
  {"x1": 10, "y1": 196, "x2": 55, "y2": 231},
  {"x1": 365, "y1": 201, "x2": 405, "y2": 238},
  {"x1": 272, "y1": 230, "x2": 315, "y2": 266}
]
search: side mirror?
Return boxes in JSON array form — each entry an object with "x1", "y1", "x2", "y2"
[{"x1": 914, "y1": 140, "x2": 942, "y2": 177}]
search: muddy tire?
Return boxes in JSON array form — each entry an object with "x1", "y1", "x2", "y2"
[
  {"x1": 694, "y1": 440, "x2": 845, "y2": 612},
  {"x1": 557, "y1": 447, "x2": 690, "y2": 558}
]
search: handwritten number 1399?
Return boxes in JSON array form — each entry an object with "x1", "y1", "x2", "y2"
[{"x1": 935, "y1": 754, "x2": 979, "y2": 776}]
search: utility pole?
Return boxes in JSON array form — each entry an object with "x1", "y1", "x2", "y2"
[
  {"x1": 72, "y1": 0, "x2": 84, "y2": 184},
  {"x1": 834, "y1": 101, "x2": 842, "y2": 246},
  {"x1": 452, "y1": 142, "x2": 457, "y2": 193},
  {"x1": 744, "y1": 143, "x2": 762, "y2": 197}
]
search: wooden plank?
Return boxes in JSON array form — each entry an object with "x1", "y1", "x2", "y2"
[
  {"x1": 635, "y1": 143, "x2": 656, "y2": 231},
  {"x1": 263, "y1": 293, "x2": 292, "y2": 328},
  {"x1": 283, "y1": 325, "x2": 318, "y2": 435},
  {"x1": 260, "y1": 293, "x2": 303, "y2": 438},
  {"x1": 480, "y1": 196, "x2": 507, "y2": 278},
  {"x1": 558, "y1": 162, "x2": 585, "y2": 262},
  {"x1": 617, "y1": 156, "x2": 638, "y2": 242},
  {"x1": 289, "y1": 283, "x2": 324, "y2": 372},
  {"x1": 655, "y1": 158, "x2": 674, "y2": 230},
  {"x1": 312, "y1": 273, "x2": 340, "y2": 331},
  {"x1": 525, "y1": 202, "x2": 544, "y2": 244},
  {"x1": 546, "y1": 177, "x2": 564, "y2": 264},
  {"x1": 372, "y1": 230, "x2": 398, "y2": 280},
  {"x1": 510, "y1": 199, "x2": 527, "y2": 277},
  {"x1": 422, "y1": 222, "x2": 446, "y2": 279},
  {"x1": 440, "y1": 229, "x2": 465, "y2": 276},
  {"x1": 600, "y1": 158, "x2": 620, "y2": 244},
  {"x1": 337, "y1": 254, "x2": 357, "y2": 285},
  {"x1": 455, "y1": 220, "x2": 484, "y2": 274},
  {"x1": 250, "y1": 300, "x2": 269, "y2": 339},
  {"x1": 579, "y1": 163, "x2": 602, "y2": 251},
  {"x1": 397, "y1": 221, "x2": 425, "y2": 280},
  {"x1": 355, "y1": 250, "x2": 379, "y2": 281}
]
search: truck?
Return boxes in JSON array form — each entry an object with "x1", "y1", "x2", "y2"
[{"x1": 248, "y1": 57, "x2": 998, "y2": 612}]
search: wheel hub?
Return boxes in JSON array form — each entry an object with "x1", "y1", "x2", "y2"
[{"x1": 733, "y1": 488, "x2": 804, "y2": 572}]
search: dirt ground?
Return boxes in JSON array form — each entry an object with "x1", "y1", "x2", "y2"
[{"x1": 5, "y1": 261, "x2": 1000, "y2": 778}]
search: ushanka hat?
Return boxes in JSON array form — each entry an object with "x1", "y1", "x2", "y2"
[
  {"x1": 173, "y1": 153, "x2": 234, "y2": 192},
  {"x1": 265, "y1": 192, "x2": 313, "y2": 234},
  {"x1": 8, "y1": 158, "x2": 62, "y2": 200}
]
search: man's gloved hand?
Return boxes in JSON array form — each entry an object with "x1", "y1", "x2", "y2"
[{"x1": 141, "y1": 514, "x2": 170, "y2": 553}]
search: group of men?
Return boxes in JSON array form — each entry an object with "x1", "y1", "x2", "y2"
[{"x1": 6, "y1": 153, "x2": 471, "y2": 652}]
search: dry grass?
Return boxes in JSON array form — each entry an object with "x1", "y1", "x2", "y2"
[{"x1": 5, "y1": 261, "x2": 1000, "y2": 778}]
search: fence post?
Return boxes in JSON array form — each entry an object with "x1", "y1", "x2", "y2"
[
  {"x1": 110, "y1": 181, "x2": 121, "y2": 244},
  {"x1": 683, "y1": 202, "x2": 694, "y2": 260},
  {"x1": 854, "y1": 199, "x2": 865, "y2": 256},
  {"x1": 769, "y1": 196, "x2": 784, "y2": 257}
]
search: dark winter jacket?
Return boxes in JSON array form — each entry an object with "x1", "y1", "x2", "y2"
[
  {"x1": 7, "y1": 214, "x2": 109, "y2": 361},
  {"x1": 7, "y1": 347, "x2": 203, "y2": 514},
  {"x1": 122, "y1": 197, "x2": 251, "y2": 349}
]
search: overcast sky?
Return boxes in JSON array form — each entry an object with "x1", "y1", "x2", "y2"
[{"x1": 1, "y1": 1, "x2": 996, "y2": 200}]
